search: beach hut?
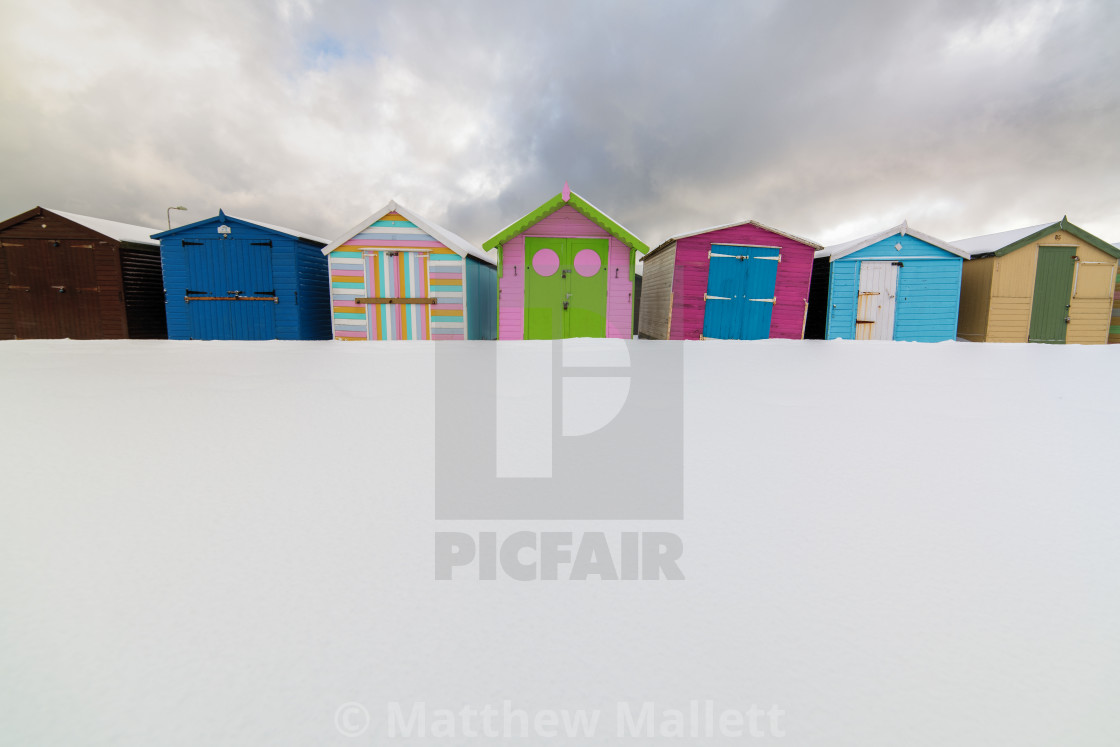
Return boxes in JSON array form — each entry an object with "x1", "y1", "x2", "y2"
[
  {"x1": 483, "y1": 184, "x2": 648, "y2": 339},
  {"x1": 321, "y1": 201, "x2": 496, "y2": 341},
  {"x1": 954, "y1": 218, "x2": 1119, "y2": 344},
  {"x1": 0, "y1": 206, "x2": 166, "y2": 339},
  {"x1": 638, "y1": 219, "x2": 820, "y2": 340},
  {"x1": 153, "y1": 210, "x2": 330, "y2": 340},
  {"x1": 807, "y1": 221, "x2": 966, "y2": 341}
]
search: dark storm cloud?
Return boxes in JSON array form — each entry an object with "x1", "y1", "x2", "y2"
[{"x1": 1, "y1": 0, "x2": 1117, "y2": 245}]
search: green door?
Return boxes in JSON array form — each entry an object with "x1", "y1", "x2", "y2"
[
  {"x1": 567, "y1": 238, "x2": 608, "y2": 337},
  {"x1": 525, "y1": 237, "x2": 566, "y2": 339},
  {"x1": 524, "y1": 237, "x2": 609, "y2": 339},
  {"x1": 1028, "y1": 246, "x2": 1077, "y2": 344}
]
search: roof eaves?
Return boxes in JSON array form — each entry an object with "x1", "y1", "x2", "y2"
[
  {"x1": 482, "y1": 193, "x2": 566, "y2": 250},
  {"x1": 566, "y1": 192, "x2": 649, "y2": 254},
  {"x1": 1054, "y1": 219, "x2": 1120, "y2": 260}
]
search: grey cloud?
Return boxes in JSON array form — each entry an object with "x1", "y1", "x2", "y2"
[{"x1": 1, "y1": 0, "x2": 1117, "y2": 247}]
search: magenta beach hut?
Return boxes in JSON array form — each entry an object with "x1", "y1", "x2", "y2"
[{"x1": 637, "y1": 219, "x2": 821, "y2": 339}]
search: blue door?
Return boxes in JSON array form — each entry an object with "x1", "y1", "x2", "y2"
[
  {"x1": 184, "y1": 239, "x2": 276, "y2": 340},
  {"x1": 702, "y1": 245, "x2": 779, "y2": 340}
]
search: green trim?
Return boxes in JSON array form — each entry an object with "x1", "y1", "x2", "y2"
[
  {"x1": 990, "y1": 218, "x2": 1120, "y2": 259},
  {"x1": 482, "y1": 191, "x2": 649, "y2": 255}
]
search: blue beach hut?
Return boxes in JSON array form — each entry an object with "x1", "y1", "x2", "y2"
[
  {"x1": 152, "y1": 210, "x2": 331, "y2": 340},
  {"x1": 808, "y1": 221, "x2": 966, "y2": 341}
]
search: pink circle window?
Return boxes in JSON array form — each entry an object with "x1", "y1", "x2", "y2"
[
  {"x1": 532, "y1": 248, "x2": 560, "y2": 277},
  {"x1": 573, "y1": 249, "x2": 601, "y2": 277}
]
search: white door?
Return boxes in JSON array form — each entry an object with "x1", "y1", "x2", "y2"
[{"x1": 856, "y1": 261, "x2": 898, "y2": 340}]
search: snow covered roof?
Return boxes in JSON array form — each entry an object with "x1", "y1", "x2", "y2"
[
  {"x1": 48, "y1": 209, "x2": 162, "y2": 246},
  {"x1": 322, "y1": 200, "x2": 493, "y2": 264},
  {"x1": 150, "y1": 210, "x2": 328, "y2": 245},
  {"x1": 644, "y1": 218, "x2": 821, "y2": 260},
  {"x1": 230, "y1": 216, "x2": 327, "y2": 245},
  {"x1": 950, "y1": 218, "x2": 1120, "y2": 260},
  {"x1": 951, "y1": 221, "x2": 1059, "y2": 258},
  {"x1": 815, "y1": 220, "x2": 968, "y2": 261}
]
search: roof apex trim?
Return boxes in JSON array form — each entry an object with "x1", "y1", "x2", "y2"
[
  {"x1": 319, "y1": 200, "x2": 493, "y2": 264},
  {"x1": 645, "y1": 218, "x2": 823, "y2": 259},
  {"x1": 978, "y1": 218, "x2": 1120, "y2": 259},
  {"x1": 817, "y1": 221, "x2": 968, "y2": 261},
  {"x1": 483, "y1": 188, "x2": 649, "y2": 254},
  {"x1": 151, "y1": 211, "x2": 327, "y2": 244}
]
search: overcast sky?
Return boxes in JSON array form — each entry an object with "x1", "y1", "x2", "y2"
[{"x1": 1, "y1": 0, "x2": 1118, "y2": 246}]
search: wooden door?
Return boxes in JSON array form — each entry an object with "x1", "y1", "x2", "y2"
[
  {"x1": 702, "y1": 245, "x2": 780, "y2": 340},
  {"x1": 566, "y1": 238, "x2": 608, "y2": 338},
  {"x1": 184, "y1": 239, "x2": 276, "y2": 340},
  {"x1": 364, "y1": 250, "x2": 431, "y2": 340},
  {"x1": 525, "y1": 237, "x2": 567, "y2": 339},
  {"x1": 856, "y1": 261, "x2": 898, "y2": 340},
  {"x1": 1028, "y1": 246, "x2": 1076, "y2": 343}
]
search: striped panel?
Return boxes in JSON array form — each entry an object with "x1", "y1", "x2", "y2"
[
  {"x1": 329, "y1": 251, "x2": 367, "y2": 338},
  {"x1": 365, "y1": 250, "x2": 431, "y2": 340},
  {"x1": 342, "y1": 239, "x2": 447, "y2": 249},
  {"x1": 355, "y1": 230, "x2": 438, "y2": 242}
]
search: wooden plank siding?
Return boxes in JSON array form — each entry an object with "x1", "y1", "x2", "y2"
[
  {"x1": 1112, "y1": 259, "x2": 1120, "y2": 344},
  {"x1": 119, "y1": 244, "x2": 168, "y2": 338},
  {"x1": 497, "y1": 205, "x2": 633, "y2": 339},
  {"x1": 0, "y1": 245, "x2": 10, "y2": 338},
  {"x1": 637, "y1": 242, "x2": 676, "y2": 339},
  {"x1": 1066, "y1": 243, "x2": 1116, "y2": 344},
  {"x1": 667, "y1": 223, "x2": 815, "y2": 340},
  {"x1": 825, "y1": 234, "x2": 962, "y2": 342},
  {"x1": 956, "y1": 255, "x2": 994, "y2": 341},
  {"x1": 0, "y1": 209, "x2": 153, "y2": 339}
]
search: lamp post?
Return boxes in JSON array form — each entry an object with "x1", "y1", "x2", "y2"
[{"x1": 167, "y1": 205, "x2": 187, "y2": 229}]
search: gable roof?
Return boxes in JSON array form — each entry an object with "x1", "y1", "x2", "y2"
[
  {"x1": 321, "y1": 200, "x2": 494, "y2": 264},
  {"x1": 151, "y1": 209, "x2": 327, "y2": 245},
  {"x1": 483, "y1": 185, "x2": 648, "y2": 255},
  {"x1": 952, "y1": 217, "x2": 1120, "y2": 259},
  {"x1": 643, "y1": 218, "x2": 821, "y2": 262},
  {"x1": 815, "y1": 220, "x2": 968, "y2": 261},
  {"x1": 0, "y1": 207, "x2": 163, "y2": 246}
]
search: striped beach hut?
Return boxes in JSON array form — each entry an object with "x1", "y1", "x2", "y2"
[{"x1": 322, "y1": 201, "x2": 496, "y2": 340}]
